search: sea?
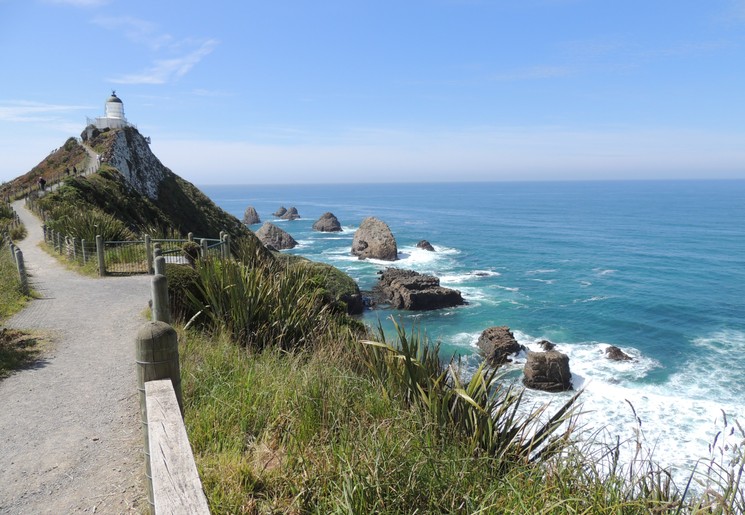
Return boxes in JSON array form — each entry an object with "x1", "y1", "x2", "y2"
[{"x1": 202, "y1": 180, "x2": 745, "y2": 482}]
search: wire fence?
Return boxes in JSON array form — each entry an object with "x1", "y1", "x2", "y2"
[
  {"x1": 25, "y1": 194, "x2": 232, "y2": 276},
  {"x1": 41, "y1": 227, "x2": 230, "y2": 276}
]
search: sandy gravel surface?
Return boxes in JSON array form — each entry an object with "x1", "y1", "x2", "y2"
[{"x1": 1, "y1": 201, "x2": 151, "y2": 514}]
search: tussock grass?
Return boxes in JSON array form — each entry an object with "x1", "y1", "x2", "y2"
[{"x1": 185, "y1": 257, "x2": 338, "y2": 351}]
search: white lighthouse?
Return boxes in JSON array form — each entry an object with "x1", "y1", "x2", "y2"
[{"x1": 87, "y1": 91, "x2": 133, "y2": 130}]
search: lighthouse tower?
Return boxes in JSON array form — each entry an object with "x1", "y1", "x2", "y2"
[
  {"x1": 104, "y1": 91, "x2": 125, "y2": 122},
  {"x1": 87, "y1": 91, "x2": 133, "y2": 130}
]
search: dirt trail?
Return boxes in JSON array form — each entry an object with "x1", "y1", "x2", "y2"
[{"x1": 1, "y1": 201, "x2": 150, "y2": 514}]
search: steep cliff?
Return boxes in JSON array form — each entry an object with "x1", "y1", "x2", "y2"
[{"x1": 37, "y1": 125, "x2": 252, "y2": 242}]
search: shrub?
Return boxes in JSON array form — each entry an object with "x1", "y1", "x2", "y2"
[
  {"x1": 165, "y1": 264, "x2": 202, "y2": 322},
  {"x1": 186, "y1": 258, "x2": 333, "y2": 351},
  {"x1": 181, "y1": 241, "x2": 201, "y2": 267},
  {"x1": 44, "y1": 205, "x2": 134, "y2": 242}
]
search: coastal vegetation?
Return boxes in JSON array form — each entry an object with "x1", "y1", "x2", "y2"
[
  {"x1": 0, "y1": 202, "x2": 28, "y2": 320},
  {"x1": 176, "y1": 252, "x2": 745, "y2": 513},
  {"x1": 0, "y1": 238, "x2": 27, "y2": 321},
  {"x1": 0, "y1": 203, "x2": 38, "y2": 378}
]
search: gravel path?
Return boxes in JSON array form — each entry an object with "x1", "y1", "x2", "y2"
[{"x1": 1, "y1": 201, "x2": 150, "y2": 514}]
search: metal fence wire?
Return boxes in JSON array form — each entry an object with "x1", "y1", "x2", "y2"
[
  {"x1": 39, "y1": 224, "x2": 229, "y2": 276},
  {"x1": 104, "y1": 240, "x2": 149, "y2": 275}
]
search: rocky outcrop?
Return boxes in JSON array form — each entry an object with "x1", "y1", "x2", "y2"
[
  {"x1": 538, "y1": 340, "x2": 556, "y2": 351},
  {"x1": 104, "y1": 126, "x2": 167, "y2": 200},
  {"x1": 416, "y1": 240, "x2": 435, "y2": 252},
  {"x1": 281, "y1": 207, "x2": 300, "y2": 220},
  {"x1": 351, "y1": 217, "x2": 398, "y2": 261},
  {"x1": 605, "y1": 345, "x2": 632, "y2": 361},
  {"x1": 242, "y1": 206, "x2": 260, "y2": 225},
  {"x1": 255, "y1": 222, "x2": 297, "y2": 250},
  {"x1": 373, "y1": 268, "x2": 465, "y2": 311},
  {"x1": 523, "y1": 351, "x2": 573, "y2": 392},
  {"x1": 313, "y1": 212, "x2": 342, "y2": 232},
  {"x1": 273, "y1": 206, "x2": 287, "y2": 217},
  {"x1": 76, "y1": 126, "x2": 265, "y2": 247},
  {"x1": 477, "y1": 326, "x2": 525, "y2": 365}
]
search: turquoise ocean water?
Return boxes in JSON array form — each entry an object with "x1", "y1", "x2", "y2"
[{"x1": 202, "y1": 180, "x2": 745, "y2": 477}]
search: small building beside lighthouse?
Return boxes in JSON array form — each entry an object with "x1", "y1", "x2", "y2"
[{"x1": 87, "y1": 91, "x2": 133, "y2": 130}]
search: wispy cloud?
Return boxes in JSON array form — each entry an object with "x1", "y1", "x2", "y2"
[
  {"x1": 0, "y1": 101, "x2": 89, "y2": 123},
  {"x1": 109, "y1": 39, "x2": 219, "y2": 85},
  {"x1": 92, "y1": 15, "x2": 173, "y2": 50},
  {"x1": 93, "y1": 13, "x2": 218, "y2": 85}
]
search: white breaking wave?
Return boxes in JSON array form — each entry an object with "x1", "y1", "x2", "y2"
[{"x1": 500, "y1": 329, "x2": 745, "y2": 488}]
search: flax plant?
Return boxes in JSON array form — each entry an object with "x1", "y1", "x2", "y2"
[
  {"x1": 360, "y1": 318, "x2": 580, "y2": 465},
  {"x1": 187, "y1": 257, "x2": 331, "y2": 351},
  {"x1": 43, "y1": 205, "x2": 134, "y2": 242}
]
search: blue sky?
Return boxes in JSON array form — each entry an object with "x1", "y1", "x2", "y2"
[{"x1": 1, "y1": 0, "x2": 744, "y2": 184}]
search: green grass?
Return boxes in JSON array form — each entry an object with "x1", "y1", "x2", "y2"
[
  {"x1": 0, "y1": 238, "x2": 39, "y2": 380},
  {"x1": 183, "y1": 326, "x2": 738, "y2": 514},
  {"x1": 0, "y1": 241, "x2": 28, "y2": 320}
]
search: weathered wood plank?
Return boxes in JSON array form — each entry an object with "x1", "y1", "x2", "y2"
[{"x1": 145, "y1": 380, "x2": 210, "y2": 514}]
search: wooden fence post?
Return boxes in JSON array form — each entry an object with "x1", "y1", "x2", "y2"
[
  {"x1": 9, "y1": 242, "x2": 17, "y2": 265},
  {"x1": 153, "y1": 255, "x2": 165, "y2": 277},
  {"x1": 145, "y1": 235, "x2": 153, "y2": 274},
  {"x1": 151, "y1": 274, "x2": 170, "y2": 324},
  {"x1": 14, "y1": 248, "x2": 29, "y2": 296},
  {"x1": 200, "y1": 238, "x2": 208, "y2": 259},
  {"x1": 222, "y1": 233, "x2": 230, "y2": 261},
  {"x1": 135, "y1": 321, "x2": 183, "y2": 511},
  {"x1": 81, "y1": 238, "x2": 87, "y2": 264},
  {"x1": 72, "y1": 237, "x2": 77, "y2": 261},
  {"x1": 96, "y1": 235, "x2": 106, "y2": 277},
  {"x1": 187, "y1": 232, "x2": 193, "y2": 242}
]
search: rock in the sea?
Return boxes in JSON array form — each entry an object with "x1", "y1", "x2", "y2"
[
  {"x1": 313, "y1": 212, "x2": 342, "y2": 232},
  {"x1": 538, "y1": 340, "x2": 556, "y2": 351},
  {"x1": 281, "y1": 207, "x2": 300, "y2": 220},
  {"x1": 242, "y1": 206, "x2": 260, "y2": 225},
  {"x1": 605, "y1": 345, "x2": 633, "y2": 361},
  {"x1": 523, "y1": 351, "x2": 573, "y2": 392},
  {"x1": 351, "y1": 217, "x2": 398, "y2": 261},
  {"x1": 373, "y1": 268, "x2": 465, "y2": 311},
  {"x1": 254, "y1": 222, "x2": 297, "y2": 250},
  {"x1": 416, "y1": 240, "x2": 435, "y2": 252},
  {"x1": 477, "y1": 326, "x2": 525, "y2": 365},
  {"x1": 273, "y1": 206, "x2": 287, "y2": 217}
]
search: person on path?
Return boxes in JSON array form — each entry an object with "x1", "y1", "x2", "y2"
[{"x1": 38, "y1": 176, "x2": 46, "y2": 191}]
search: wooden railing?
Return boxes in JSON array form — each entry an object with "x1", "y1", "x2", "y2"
[{"x1": 137, "y1": 304, "x2": 210, "y2": 514}]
